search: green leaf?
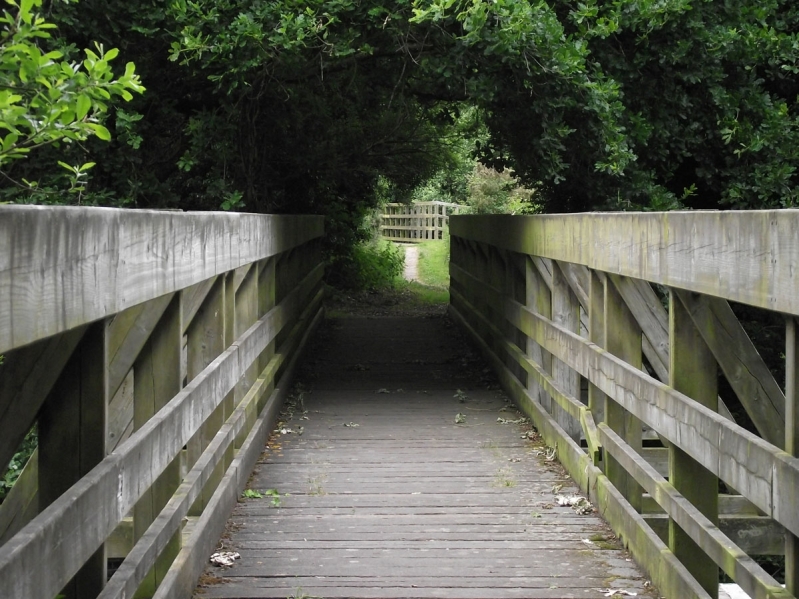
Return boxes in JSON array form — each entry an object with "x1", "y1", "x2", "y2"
[
  {"x1": 76, "y1": 95, "x2": 91, "y2": 120},
  {"x1": 86, "y1": 123, "x2": 111, "y2": 141}
]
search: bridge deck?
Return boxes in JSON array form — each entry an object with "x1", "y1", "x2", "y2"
[{"x1": 196, "y1": 314, "x2": 655, "y2": 599}]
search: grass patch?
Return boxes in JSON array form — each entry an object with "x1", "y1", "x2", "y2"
[
  {"x1": 415, "y1": 239, "x2": 449, "y2": 287},
  {"x1": 400, "y1": 280, "x2": 449, "y2": 304}
]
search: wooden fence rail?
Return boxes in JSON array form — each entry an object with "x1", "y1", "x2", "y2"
[
  {"x1": 0, "y1": 206, "x2": 325, "y2": 599},
  {"x1": 449, "y1": 211, "x2": 799, "y2": 599},
  {"x1": 380, "y1": 201, "x2": 462, "y2": 242}
]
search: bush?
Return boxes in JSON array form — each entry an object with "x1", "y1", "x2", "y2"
[{"x1": 331, "y1": 240, "x2": 404, "y2": 291}]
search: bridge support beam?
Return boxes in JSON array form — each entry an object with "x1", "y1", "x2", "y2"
[
  {"x1": 669, "y1": 290, "x2": 719, "y2": 598},
  {"x1": 39, "y1": 320, "x2": 109, "y2": 599}
]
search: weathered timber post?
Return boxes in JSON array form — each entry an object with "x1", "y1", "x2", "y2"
[
  {"x1": 186, "y1": 275, "x2": 227, "y2": 515},
  {"x1": 235, "y1": 264, "x2": 259, "y2": 404},
  {"x1": 587, "y1": 270, "x2": 606, "y2": 439},
  {"x1": 603, "y1": 277, "x2": 644, "y2": 513},
  {"x1": 786, "y1": 317, "x2": 799, "y2": 595},
  {"x1": 669, "y1": 290, "x2": 719, "y2": 598},
  {"x1": 39, "y1": 320, "x2": 109, "y2": 598},
  {"x1": 133, "y1": 294, "x2": 183, "y2": 597},
  {"x1": 552, "y1": 262, "x2": 582, "y2": 441},
  {"x1": 258, "y1": 257, "x2": 277, "y2": 403},
  {"x1": 526, "y1": 259, "x2": 553, "y2": 412},
  {"x1": 504, "y1": 251, "x2": 529, "y2": 388}
]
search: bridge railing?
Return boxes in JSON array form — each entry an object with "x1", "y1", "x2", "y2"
[
  {"x1": 0, "y1": 206, "x2": 325, "y2": 599},
  {"x1": 380, "y1": 201, "x2": 462, "y2": 242},
  {"x1": 450, "y1": 211, "x2": 799, "y2": 599}
]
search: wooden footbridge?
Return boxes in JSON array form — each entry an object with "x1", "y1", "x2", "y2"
[{"x1": 0, "y1": 206, "x2": 798, "y2": 599}]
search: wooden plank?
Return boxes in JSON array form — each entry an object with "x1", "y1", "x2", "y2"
[
  {"x1": 153, "y1": 306, "x2": 325, "y2": 599},
  {"x1": 608, "y1": 276, "x2": 737, "y2": 424},
  {"x1": 600, "y1": 424, "x2": 790, "y2": 599},
  {"x1": 604, "y1": 275, "x2": 643, "y2": 513},
  {"x1": 107, "y1": 293, "x2": 175, "y2": 401},
  {"x1": 644, "y1": 514, "x2": 786, "y2": 556},
  {"x1": 449, "y1": 264, "x2": 799, "y2": 538},
  {"x1": 669, "y1": 290, "x2": 720, "y2": 596},
  {"x1": 0, "y1": 326, "x2": 85, "y2": 474},
  {"x1": 38, "y1": 321, "x2": 109, "y2": 599},
  {"x1": 587, "y1": 270, "x2": 606, "y2": 425},
  {"x1": 525, "y1": 257, "x2": 552, "y2": 412},
  {"x1": 133, "y1": 294, "x2": 183, "y2": 596},
  {"x1": 0, "y1": 449, "x2": 38, "y2": 544},
  {"x1": 0, "y1": 284, "x2": 295, "y2": 599},
  {"x1": 786, "y1": 318, "x2": 799, "y2": 595},
  {"x1": 551, "y1": 262, "x2": 582, "y2": 440},
  {"x1": 0, "y1": 206, "x2": 324, "y2": 353},
  {"x1": 450, "y1": 211, "x2": 799, "y2": 316},
  {"x1": 449, "y1": 301, "x2": 711, "y2": 599},
  {"x1": 675, "y1": 290, "x2": 785, "y2": 448}
]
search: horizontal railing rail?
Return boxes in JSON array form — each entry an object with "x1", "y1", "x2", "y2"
[
  {"x1": 449, "y1": 211, "x2": 799, "y2": 599},
  {"x1": 0, "y1": 206, "x2": 325, "y2": 599}
]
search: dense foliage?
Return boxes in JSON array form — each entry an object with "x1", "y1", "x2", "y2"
[{"x1": 3, "y1": 0, "x2": 799, "y2": 213}]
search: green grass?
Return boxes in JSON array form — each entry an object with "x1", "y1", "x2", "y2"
[
  {"x1": 401, "y1": 280, "x2": 449, "y2": 304},
  {"x1": 416, "y1": 239, "x2": 450, "y2": 288}
]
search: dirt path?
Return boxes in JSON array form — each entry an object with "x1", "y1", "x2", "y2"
[{"x1": 402, "y1": 244, "x2": 419, "y2": 281}]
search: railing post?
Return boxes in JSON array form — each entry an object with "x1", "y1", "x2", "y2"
[
  {"x1": 668, "y1": 290, "x2": 719, "y2": 597},
  {"x1": 786, "y1": 317, "x2": 799, "y2": 595},
  {"x1": 552, "y1": 262, "x2": 582, "y2": 441},
  {"x1": 132, "y1": 294, "x2": 183, "y2": 597},
  {"x1": 587, "y1": 270, "x2": 606, "y2": 429},
  {"x1": 258, "y1": 258, "x2": 277, "y2": 404},
  {"x1": 186, "y1": 275, "x2": 227, "y2": 515},
  {"x1": 38, "y1": 320, "x2": 109, "y2": 598},
  {"x1": 603, "y1": 278, "x2": 644, "y2": 512},
  {"x1": 525, "y1": 258, "x2": 552, "y2": 411}
]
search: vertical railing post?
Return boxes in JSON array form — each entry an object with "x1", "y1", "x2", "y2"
[
  {"x1": 587, "y1": 270, "x2": 606, "y2": 432},
  {"x1": 552, "y1": 262, "x2": 581, "y2": 440},
  {"x1": 132, "y1": 294, "x2": 183, "y2": 597},
  {"x1": 258, "y1": 257, "x2": 277, "y2": 407},
  {"x1": 525, "y1": 258, "x2": 552, "y2": 412},
  {"x1": 668, "y1": 290, "x2": 719, "y2": 597},
  {"x1": 786, "y1": 317, "x2": 799, "y2": 595},
  {"x1": 186, "y1": 275, "x2": 227, "y2": 515},
  {"x1": 603, "y1": 278, "x2": 644, "y2": 513},
  {"x1": 39, "y1": 320, "x2": 109, "y2": 598}
]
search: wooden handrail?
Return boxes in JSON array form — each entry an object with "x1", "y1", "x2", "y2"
[
  {"x1": 0, "y1": 207, "x2": 325, "y2": 599},
  {"x1": 450, "y1": 211, "x2": 799, "y2": 599}
]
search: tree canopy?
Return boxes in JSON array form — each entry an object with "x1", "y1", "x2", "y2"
[{"x1": 3, "y1": 0, "x2": 799, "y2": 214}]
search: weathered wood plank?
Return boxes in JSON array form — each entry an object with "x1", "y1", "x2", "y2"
[
  {"x1": 0, "y1": 206, "x2": 323, "y2": 353},
  {"x1": 0, "y1": 326, "x2": 86, "y2": 472},
  {"x1": 600, "y1": 424, "x2": 789, "y2": 599},
  {"x1": 669, "y1": 290, "x2": 720, "y2": 596},
  {"x1": 449, "y1": 264, "x2": 799, "y2": 538},
  {"x1": 551, "y1": 262, "x2": 582, "y2": 440},
  {"x1": 38, "y1": 321, "x2": 109, "y2": 599},
  {"x1": 132, "y1": 293, "x2": 183, "y2": 596},
  {"x1": 450, "y1": 211, "x2": 799, "y2": 315},
  {"x1": 449, "y1": 301, "x2": 710, "y2": 599},
  {"x1": 675, "y1": 289, "x2": 785, "y2": 447},
  {"x1": 0, "y1": 449, "x2": 38, "y2": 544},
  {"x1": 786, "y1": 318, "x2": 799, "y2": 595},
  {"x1": 604, "y1": 276, "x2": 644, "y2": 513},
  {"x1": 0, "y1": 288, "x2": 291, "y2": 599},
  {"x1": 154, "y1": 304, "x2": 325, "y2": 599}
]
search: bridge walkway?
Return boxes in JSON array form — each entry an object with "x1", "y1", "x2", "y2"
[{"x1": 196, "y1": 314, "x2": 653, "y2": 599}]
